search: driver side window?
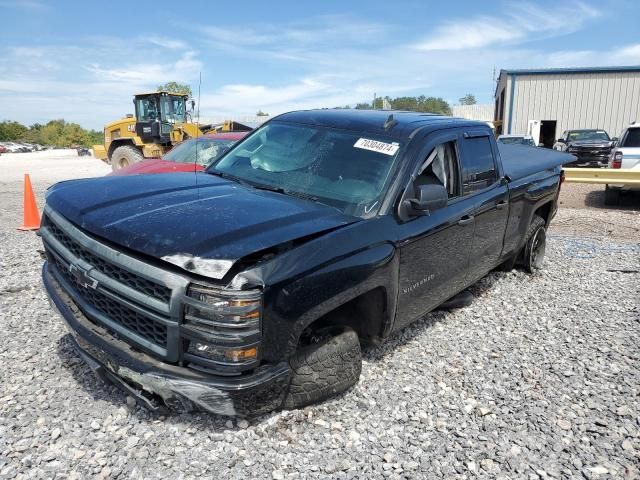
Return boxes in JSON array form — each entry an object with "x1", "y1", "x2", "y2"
[{"x1": 415, "y1": 141, "x2": 459, "y2": 199}]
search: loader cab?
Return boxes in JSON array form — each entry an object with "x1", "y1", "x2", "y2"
[{"x1": 133, "y1": 92, "x2": 188, "y2": 143}]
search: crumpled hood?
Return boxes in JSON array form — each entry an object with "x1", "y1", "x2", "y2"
[{"x1": 46, "y1": 173, "x2": 358, "y2": 279}]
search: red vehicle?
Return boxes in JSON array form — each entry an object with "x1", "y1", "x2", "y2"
[{"x1": 109, "y1": 132, "x2": 248, "y2": 176}]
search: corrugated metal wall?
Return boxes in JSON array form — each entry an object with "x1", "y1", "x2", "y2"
[
  {"x1": 452, "y1": 104, "x2": 495, "y2": 122},
  {"x1": 509, "y1": 72, "x2": 640, "y2": 137}
]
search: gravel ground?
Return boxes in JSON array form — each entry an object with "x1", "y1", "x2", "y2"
[{"x1": 1, "y1": 153, "x2": 639, "y2": 479}]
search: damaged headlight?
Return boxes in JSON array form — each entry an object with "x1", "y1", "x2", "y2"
[
  {"x1": 182, "y1": 284, "x2": 262, "y2": 372},
  {"x1": 185, "y1": 284, "x2": 261, "y2": 328}
]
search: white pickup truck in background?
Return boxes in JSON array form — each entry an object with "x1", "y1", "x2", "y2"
[{"x1": 607, "y1": 122, "x2": 640, "y2": 205}]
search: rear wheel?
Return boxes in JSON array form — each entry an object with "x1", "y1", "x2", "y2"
[
  {"x1": 523, "y1": 215, "x2": 546, "y2": 273},
  {"x1": 284, "y1": 326, "x2": 362, "y2": 409},
  {"x1": 111, "y1": 145, "x2": 143, "y2": 171},
  {"x1": 604, "y1": 185, "x2": 621, "y2": 206}
]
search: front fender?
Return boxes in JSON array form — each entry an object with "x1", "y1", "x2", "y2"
[{"x1": 239, "y1": 217, "x2": 400, "y2": 362}]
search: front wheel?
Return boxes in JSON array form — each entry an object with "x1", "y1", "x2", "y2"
[
  {"x1": 110, "y1": 145, "x2": 143, "y2": 171},
  {"x1": 523, "y1": 215, "x2": 546, "y2": 273},
  {"x1": 284, "y1": 327, "x2": 362, "y2": 409}
]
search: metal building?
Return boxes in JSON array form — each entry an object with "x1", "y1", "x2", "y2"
[
  {"x1": 494, "y1": 66, "x2": 640, "y2": 147},
  {"x1": 452, "y1": 104, "x2": 494, "y2": 122}
]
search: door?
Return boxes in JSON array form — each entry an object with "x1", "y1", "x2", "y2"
[
  {"x1": 539, "y1": 121, "x2": 557, "y2": 149},
  {"x1": 395, "y1": 131, "x2": 476, "y2": 328},
  {"x1": 459, "y1": 131, "x2": 509, "y2": 282},
  {"x1": 528, "y1": 120, "x2": 541, "y2": 146}
]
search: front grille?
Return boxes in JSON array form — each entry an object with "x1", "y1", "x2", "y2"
[
  {"x1": 43, "y1": 217, "x2": 171, "y2": 303},
  {"x1": 49, "y1": 253, "x2": 167, "y2": 346},
  {"x1": 40, "y1": 209, "x2": 185, "y2": 356}
]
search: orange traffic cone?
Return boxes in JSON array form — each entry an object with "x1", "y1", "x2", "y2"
[{"x1": 18, "y1": 174, "x2": 41, "y2": 231}]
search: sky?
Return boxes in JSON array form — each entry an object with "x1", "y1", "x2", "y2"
[{"x1": 1, "y1": 0, "x2": 639, "y2": 130}]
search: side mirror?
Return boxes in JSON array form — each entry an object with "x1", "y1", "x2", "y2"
[
  {"x1": 556, "y1": 138, "x2": 565, "y2": 143},
  {"x1": 403, "y1": 183, "x2": 448, "y2": 217},
  {"x1": 611, "y1": 137, "x2": 619, "y2": 143}
]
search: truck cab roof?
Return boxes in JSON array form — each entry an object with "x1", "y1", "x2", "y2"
[{"x1": 274, "y1": 109, "x2": 487, "y2": 139}]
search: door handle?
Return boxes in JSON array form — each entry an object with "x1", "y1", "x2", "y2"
[
  {"x1": 457, "y1": 215, "x2": 474, "y2": 226},
  {"x1": 496, "y1": 201, "x2": 508, "y2": 210}
]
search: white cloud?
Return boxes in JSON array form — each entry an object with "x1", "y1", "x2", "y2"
[
  {"x1": 414, "y1": 1, "x2": 600, "y2": 50},
  {"x1": 87, "y1": 50, "x2": 201, "y2": 84},
  {"x1": 143, "y1": 36, "x2": 189, "y2": 50}
]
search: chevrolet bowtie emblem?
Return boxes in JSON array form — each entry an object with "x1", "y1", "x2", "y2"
[{"x1": 68, "y1": 263, "x2": 98, "y2": 290}]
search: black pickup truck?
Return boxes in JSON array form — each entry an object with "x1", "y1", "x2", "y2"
[
  {"x1": 553, "y1": 129, "x2": 617, "y2": 167},
  {"x1": 41, "y1": 110, "x2": 573, "y2": 416}
]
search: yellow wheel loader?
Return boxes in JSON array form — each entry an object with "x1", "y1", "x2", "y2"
[{"x1": 93, "y1": 91, "x2": 252, "y2": 171}]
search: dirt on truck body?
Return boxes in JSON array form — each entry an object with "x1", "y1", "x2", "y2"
[{"x1": 41, "y1": 109, "x2": 574, "y2": 416}]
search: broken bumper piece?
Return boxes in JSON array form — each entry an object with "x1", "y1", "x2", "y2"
[{"x1": 43, "y1": 265, "x2": 290, "y2": 417}]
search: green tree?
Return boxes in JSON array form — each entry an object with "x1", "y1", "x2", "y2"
[
  {"x1": 0, "y1": 121, "x2": 28, "y2": 141},
  {"x1": 256, "y1": 110, "x2": 269, "y2": 117},
  {"x1": 157, "y1": 81, "x2": 193, "y2": 97},
  {"x1": 352, "y1": 95, "x2": 451, "y2": 115},
  {"x1": 0, "y1": 119, "x2": 101, "y2": 147},
  {"x1": 458, "y1": 94, "x2": 477, "y2": 105}
]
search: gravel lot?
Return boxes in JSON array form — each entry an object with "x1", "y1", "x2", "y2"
[{"x1": 1, "y1": 152, "x2": 639, "y2": 479}]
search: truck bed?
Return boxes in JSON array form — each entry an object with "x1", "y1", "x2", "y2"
[{"x1": 498, "y1": 144, "x2": 575, "y2": 181}]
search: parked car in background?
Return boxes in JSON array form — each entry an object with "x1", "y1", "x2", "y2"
[
  {"x1": 0, "y1": 145, "x2": 8, "y2": 154},
  {"x1": 1, "y1": 142, "x2": 27, "y2": 153},
  {"x1": 109, "y1": 132, "x2": 248, "y2": 176},
  {"x1": 497, "y1": 134, "x2": 536, "y2": 147},
  {"x1": 553, "y1": 129, "x2": 616, "y2": 167},
  {"x1": 605, "y1": 122, "x2": 640, "y2": 205}
]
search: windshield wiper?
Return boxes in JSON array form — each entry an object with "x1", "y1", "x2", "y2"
[
  {"x1": 250, "y1": 183, "x2": 320, "y2": 202},
  {"x1": 249, "y1": 182, "x2": 287, "y2": 195},
  {"x1": 206, "y1": 169, "x2": 252, "y2": 187}
]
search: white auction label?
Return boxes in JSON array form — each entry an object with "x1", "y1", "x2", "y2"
[{"x1": 353, "y1": 138, "x2": 399, "y2": 156}]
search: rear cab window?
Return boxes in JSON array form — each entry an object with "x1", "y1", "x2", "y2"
[
  {"x1": 459, "y1": 131, "x2": 498, "y2": 195},
  {"x1": 621, "y1": 128, "x2": 640, "y2": 147}
]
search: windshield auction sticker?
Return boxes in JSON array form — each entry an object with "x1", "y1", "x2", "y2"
[{"x1": 354, "y1": 138, "x2": 400, "y2": 156}]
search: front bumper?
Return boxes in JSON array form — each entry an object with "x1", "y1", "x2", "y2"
[
  {"x1": 43, "y1": 264, "x2": 290, "y2": 416},
  {"x1": 566, "y1": 152, "x2": 610, "y2": 167}
]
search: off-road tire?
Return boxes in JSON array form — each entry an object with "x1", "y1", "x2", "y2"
[
  {"x1": 523, "y1": 215, "x2": 546, "y2": 273},
  {"x1": 111, "y1": 145, "x2": 143, "y2": 171},
  {"x1": 604, "y1": 185, "x2": 621, "y2": 206},
  {"x1": 284, "y1": 327, "x2": 362, "y2": 409}
]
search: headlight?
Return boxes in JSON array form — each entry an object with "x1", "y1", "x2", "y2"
[
  {"x1": 185, "y1": 284, "x2": 261, "y2": 329},
  {"x1": 182, "y1": 284, "x2": 261, "y2": 372}
]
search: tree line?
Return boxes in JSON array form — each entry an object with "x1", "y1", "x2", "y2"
[
  {"x1": 334, "y1": 95, "x2": 452, "y2": 115},
  {"x1": 0, "y1": 120, "x2": 103, "y2": 148}
]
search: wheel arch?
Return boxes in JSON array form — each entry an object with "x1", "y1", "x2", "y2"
[
  {"x1": 299, "y1": 286, "x2": 389, "y2": 343},
  {"x1": 107, "y1": 139, "x2": 139, "y2": 160},
  {"x1": 533, "y1": 200, "x2": 554, "y2": 227}
]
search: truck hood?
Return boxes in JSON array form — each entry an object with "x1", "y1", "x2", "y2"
[{"x1": 45, "y1": 173, "x2": 358, "y2": 279}]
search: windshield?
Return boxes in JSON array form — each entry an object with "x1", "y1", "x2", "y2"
[
  {"x1": 136, "y1": 97, "x2": 159, "y2": 122},
  {"x1": 622, "y1": 129, "x2": 640, "y2": 147},
  {"x1": 499, "y1": 137, "x2": 535, "y2": 146},
  {"x1": 163, "y1": 138, "x2": 237, "y2": 167},
  {"x1": 210, "y1": 122, "x2": 404, "y2": 217},
  {"x1": 161, "y1": 96, "x2": 186, "y2": 123},
  {"x1": 567, "y1": 130, "x2": 610, "y2": 142}
]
